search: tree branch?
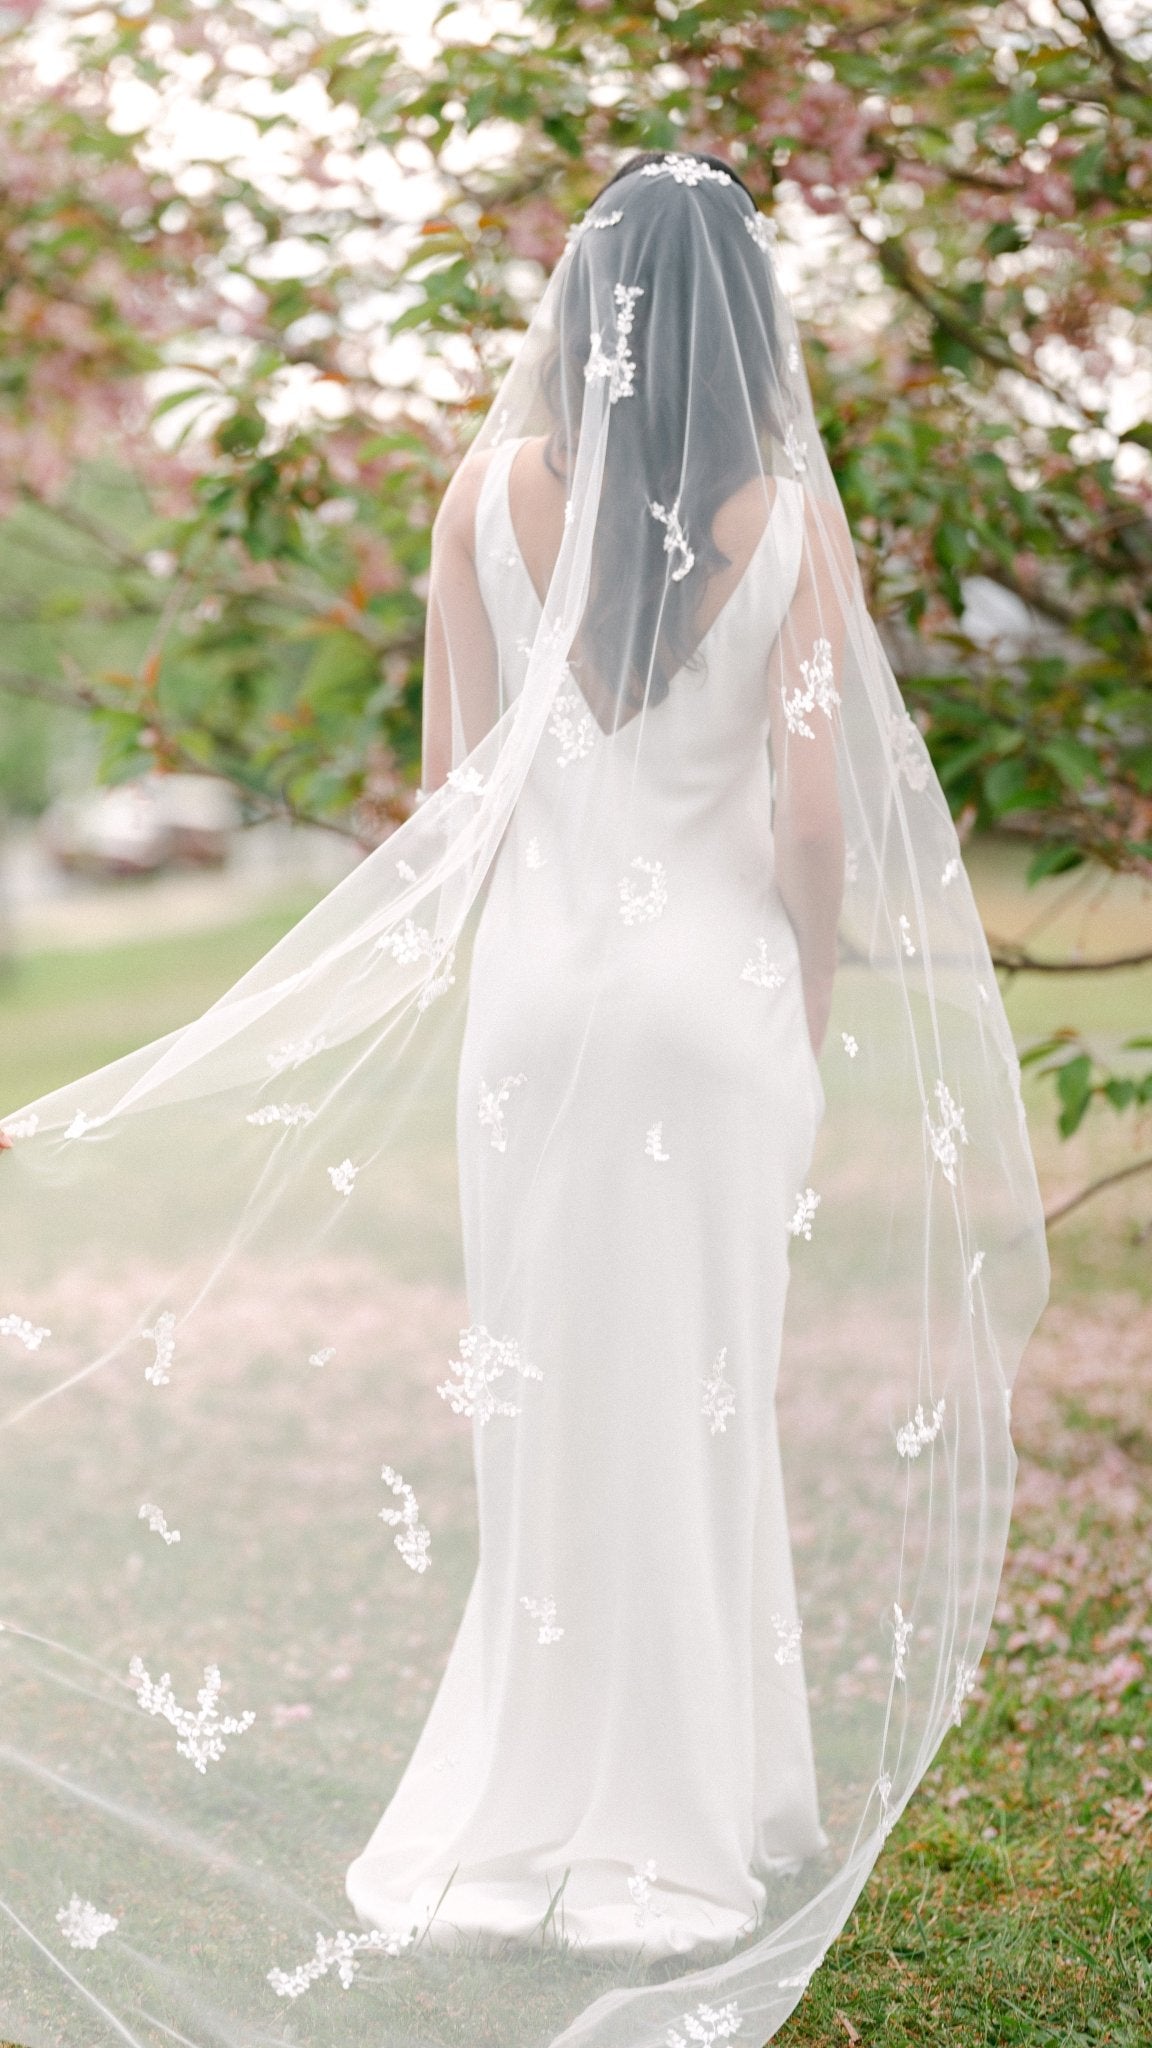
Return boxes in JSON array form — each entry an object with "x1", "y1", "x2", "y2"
[
  {"x1": 1045, "y1": 1151, "x2": 1152, "y2": 1227},
  {"x1": 990, "y1": 940, "x2": 1152, "y2": 974}
]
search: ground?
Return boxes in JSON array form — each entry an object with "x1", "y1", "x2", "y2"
[{"x1": 0, "y1": 841, "x2": 1148, "y2": 2047}]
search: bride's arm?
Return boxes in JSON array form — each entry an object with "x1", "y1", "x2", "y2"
[
  {"x1": 419, "y1": 454, "x2": 500, "y2": 797},
  {"x1": 767, "y1": 491, "x2": 851, "y2": 1055}
]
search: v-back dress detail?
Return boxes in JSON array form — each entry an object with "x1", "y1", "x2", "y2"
[{"x1": 346, "y1": 440, "x2": 826, "y2": 1959}]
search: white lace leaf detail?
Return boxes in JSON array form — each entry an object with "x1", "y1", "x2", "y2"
[
  {"x1": 927, "y1": 1079, "x2": 968, "y2": 1186},
  {"x1": 842, "y1": 1032, "x2": 859, "y2": 1058},
  {"x1": 268, "y1": 1926, "x2": 412, "y2": 1998},
  {"x1": 772, "y1": 1613, "x2": 803, "y2": 1666},
  {"x1": 782, "y1": 635, "x2": 839, "y2": 739},
  {"x1": 666, "y1": 2001, "x2": 744, "y2": 2048},
  {"x1": 0, "y1": 1312, "x2": 50, "y2": 1352},
  {"x1": 65, "y1": 1110, "x2": 98, "y2": 1139},
  {"x1": 267, "y1": 1035, "x2": 326, "y2": 1075},
  {"x1": 952, "y1": 1658, "x2": 978, "y2": 1725},
  {"x1": 649, "y1": 497, "x2": 694, "y2": 581},
  {"x1": 565, "y1": 206, "x2": 623, "y2": 249},
  {"x1": 942, "y1": 856, "x2": 960, "y2": 887},
  {"x1": 896, "y1": 1396, "x2": 946, "y2": 1460},
  {"x1": 628, "y1": 1860, "x2": 664, "y2": 1928},
  {"x1": 1, "y1": 1112, "x2": 37, "y2": 1140},
  {"x1": 783, "y1": 421, "x2": 808, "y2": 475},
  {"x1": 56, "y1": 1896, "x2": 118, "y2": 1949},
  {"x1": 246, "y1": 1103, "x2": 314, "y2": 1128},
  {"x1": 740, "y1": 940, "x2": 786, "y2": 990},
  {"x1": 478, "y1": 1073, "x2": 527, "y2": 1153},
  {"x1": 549, "y1": 681, "x2": 598, "y2": 765},
  {"x1": 744, "y1": 213, "x2": 777, "y2": 252},
  {"x1": 379, "y1": 1466, "x2": 431, "y2": 1574},
  {"x1": 889, "y1": 709, "x2": 932, "y2": 791},
  {"x1": 618, "y1": 856, "x2": 667, "y2": 924},
  {"x1": 788, "y1": 1188, "x2": 821, "y2": 1240},
  {"x1": 142, "y1": 1312, "x2": 176, "y2": 1386},
  {"x1": 645, "y1": 1121, "x2": 670, "y2": 1162},
  {"x1": 138, "y1": 1503, "x2": 180, "y2": 1545},
  {"x1": 899, "y1": 913, "x2": 917, "y2": 958},
  {"x1": 892, "y1": 1602, "x2": 913, "y2": 1682},
  {"x1": 521, "y1": 1594, "x2": 564, "y2": 1644},
  {"x1": 437, "y1": 1323, "x2": 542, "y2": 1425},
  {"x1": 641, "y1": 155, "x2": 732, "y2": 188},
  {"x1": 327, "y1": 1159, "x2": 358, "y2": 1196},
  {"x1": 308, "y1": 1346, "x2": 335, "y2": 1368},
  {"x1": 585, "y1": 282, "x2": 644, "y2": 403},
  {"x1": 445, "y1": 763, "x2": 485, "y2": 796},
  {"x1": 701, "y1": 1347, "x2": 736, "y2": 1436},
  {"x1": 128, "y1": 1656, "x2": 255, "y2": 1772}
]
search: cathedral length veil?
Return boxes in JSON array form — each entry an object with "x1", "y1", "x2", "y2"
[{"x1": 0, "y1": 154, "x2": 1048, "y2": 2048}]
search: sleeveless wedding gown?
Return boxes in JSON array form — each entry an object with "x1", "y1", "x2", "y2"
[{"x1": 346, "y1": 441, "x2": 826, "y2": 1960}]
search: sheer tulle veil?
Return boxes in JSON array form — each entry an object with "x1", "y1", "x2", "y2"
[{"x1": 0, "y1": 153, "x2": 1048, "y2": 2048}]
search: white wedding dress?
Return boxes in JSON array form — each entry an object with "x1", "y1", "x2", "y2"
[{"x1": 346, "y1": 441, "x2": 827, "y2": 1960}]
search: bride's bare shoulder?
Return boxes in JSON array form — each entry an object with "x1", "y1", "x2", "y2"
[{"x1": 433, "y1": 442, "x2": 503, "y2": 549}]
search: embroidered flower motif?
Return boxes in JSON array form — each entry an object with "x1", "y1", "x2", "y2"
[
  {"x1": 967, "y1": 1249, "x2": 985, "y2": 1312},
  {"x1": 128, "y1": 1657, "x2": 255, "y2": 1773},
  {"x1": 376, "y1": 917, "x2": 433, "y2": 966},
  {"x1": 396, "y1": 858, "x2": 417, "y2": 882},
  {"x1": 619, "y1": 856, "x2": 667, "y2": 924},
  {"x1": 787, "y1": 341, "x2": 801, "y2": 373},
  {"x1": 951, "y1": 1659, "x2": 978, "y2": 1725},
  {"x1": 740, "y1": 940, "x2": 786, "y2": 990},
  {"x1": 788, "y1": 1187, "x2": 821, "y2": 1240},
  {"x1": 778, "y1": 1967, "x2": 816, "y2": 1990},
  {"x1": 666, "y1": 2001, "x2": 744, "y2": 2048},
  {"x1": 629, "y1": 1860, "x2": 665, "y2": 1929},
  {"x1": 701, "y1": 1347, "x2": 736, "y2": 1435},
  {"x1": 649, "y1": 497, "x2": 695, "y2": 581},
  {"x1": 585, "y1": 282, "x2": 644, "y2": 404},
  {"x1": 416, "y1": 940, "x2": 456, "y2": 1010},
  {"x1": 782, "y1": 636, "x2": 839, "y2": 739},
  {"x1": 268, "y1": 1927, "x2": 412, "y2": 1998},
  {"x1": 772, "y1": 1614, "x2": 803, "y2": 1666},
  {"x1": 889, "y1": 710, "x2": 931, "y2": 791},
  {"x1": 842, "y1": 1032, "x2": 859, "y2": 1058},
  {"x1": 267, "y1": 1035, "x2": 326, "y2": 1075},
  {"x1": 645, "y1": 1121, "x2": 670, "y2": 1162},
  {"x1": 898, "y1": 914, "x2": 917, "y2": 958},
  {"x1": 142, "y1": 1312, "x2": 176, "y2": 1386},
  {"x1": 549, "y1": 682, "x2": 598, "y2": 765},
  {"x1": 641, "y1": 155, "x2": 732, "y2": 188},
  {"x1": 927, "y1": 1079, "x2": 968, "y2": 1187},
  {"x1": 744, "y1": 213, "x2": 777, "y2": 252},
  {"x1": 437, "y1": 1323, "x2": 542, "y2": 1425},
  {"x1": 65, "y1": 1110, "x2": 97, "y2": 1139},
  {"x1": 521, "y1": 1595, "x2": 564, "y2": 1644},
  {"x1": 309, "y1": 1346, "x2": 335, "y2": 1368},
  {"x1": 56, "y1": 1896, "x2": 118, "y2": 1950},
  {"x1": 380, "y1": 1466, "x2": 431, "y2": 1574},
  {"x1": 783, "y1": 421, "x2": 809, "y2": 475},
  {"x1": 877, "y1": 1772, "x2": 896, "y2": 1836},
  {"x1": 328, "y1": 1159, "x2": 358, "y2": 1196},
  {"x1": 446, "y1": 763, "x2": 486, "y2": 796},
  {"x1": 489, "y1": 544, "x2": 519, "y2": 570},
  {"x1": 896, "y1": 1397, "x2": 946, "y2": 1459},
  {"x1": 138, "y1": 1504, "x2": 180, "y2": 1546},
  {"x1": 0, "y1": 1312, "x2": 50, "y2": 1351},
  {"x1": 526, "y1": 836, "x2": 546, "y2": 869},
  {"x1": 941, "y1": 856, "x2": 960, "y2": 887},
  {"x1": 892, "y1": 1602, "x2": 913, "y2": 1682},
  {"x1": 565, "y1": 206, "x2": 623, "y2": 249},
  {"x1": 1, "y1": 1112, "x2": 37, "y2": 1140},
  {"x1": 478, "y1": 1073, "x2": 527, "y2": 1153},
  {"x1": 246, "y1": 1103, "x2": 315, "y2": 1128}
]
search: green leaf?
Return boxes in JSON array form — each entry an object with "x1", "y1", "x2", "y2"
[{"x1": 1056, "y1": 1055, "x2": 1093, "y2": 1138}]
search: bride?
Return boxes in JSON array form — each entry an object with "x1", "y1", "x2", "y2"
[{"x1": 0, "y1": 151, "x2": 1047, "y2": 2048}]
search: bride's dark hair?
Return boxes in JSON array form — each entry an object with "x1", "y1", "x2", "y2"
[{"x1": 543, "y1": 151, "x2": 783, "y2": 715}]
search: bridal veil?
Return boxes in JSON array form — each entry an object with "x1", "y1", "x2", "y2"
[{"x1": 0, "y1": 154, "x2": 1048, "y2": 2048}]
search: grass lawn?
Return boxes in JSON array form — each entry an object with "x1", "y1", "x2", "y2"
[{"x1": 1, "y1": 846, "x2": 1149, "y2": 2048}]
